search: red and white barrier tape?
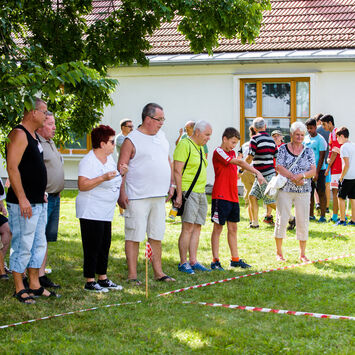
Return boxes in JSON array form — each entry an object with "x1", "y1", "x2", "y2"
[
  {"x1": 158, "y1": 254, "x2": 354, "y2": 297},
  {"x1": 183, "y1": 301, "x2": 355, "y2": 320},
  {"x1": 0, "y1": 301, "x2": 142, "y2": 330}
]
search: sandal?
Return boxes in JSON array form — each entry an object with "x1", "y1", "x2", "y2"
[
  {"x1": 276, "y1": 254, "x2": 286, "y2": 262},
  {"x1": 126, "y1": 279, "x2": 142, "y2": 286},
  {"x1": 156, "y1": 275, "x2": 176, "y2": 282},
  {"x1": 0, "y1": 274, "x2": 9, "y2": 280},
  {"x1": 13, "y1": 289, "x2": 36, "y2": 304},
  {"x1": 28, "y1": 286, "x2": 61, "y2": 298}
]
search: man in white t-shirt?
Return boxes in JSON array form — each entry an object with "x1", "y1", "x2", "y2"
[
  {"x1": 118, "y1": 103, "x2": 176, "y2": 284},
  {"x1": 336, "y1": 127, "x2": 355, "y2": 226}
]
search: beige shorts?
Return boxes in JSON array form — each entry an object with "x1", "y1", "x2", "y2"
[
  {"x1": 240, "y1": 170, "x2": 255, "y2": 203},
  {"x1": 124, "y1": 197, "x2": 166, "y2": 242},
  {"x1": 274, "y1": 190, "x2": 310, "y2": 241},
  {"x1": 330, "y1": 174, "x2": 341, "y2": 190},
  {"x1": 182, "y1": 191, "x2": 208, "y2": 225}
]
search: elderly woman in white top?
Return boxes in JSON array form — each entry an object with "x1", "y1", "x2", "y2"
[
  {"x1": 76, "y1": 125, "x2": 127, "y2": 292},
  {"x1": 274, "y1": 122, "x2": 316, "y2": 262}
]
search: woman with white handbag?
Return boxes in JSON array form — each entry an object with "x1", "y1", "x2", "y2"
[{"x1": 274, "y1": 122, "x2": 316, "y2": 262}]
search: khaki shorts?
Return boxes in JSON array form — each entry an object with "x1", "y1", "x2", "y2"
[
  {"x1": 182, "y1": 191, "x2": 208, "y2": 225},
  {"x1": 274, "y1": 190, "x2": 310, "y2": 241},
  {"x1": 124, "y1": 197, "x2": 166, "y2": 242},
  {"x1": 240, "y1": 170, "x2": 255, "y2": 203}
]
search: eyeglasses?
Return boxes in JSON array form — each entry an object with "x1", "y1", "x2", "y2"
[
  {"x1": 37, "y1": 109, "x2": 48, "y2": 115},
  {"x1": 125, "y1": 125, "x2": 134, "y2": 128},
  {"x1": 148, "y1": 116, "x2": 165, "y2": 122}
]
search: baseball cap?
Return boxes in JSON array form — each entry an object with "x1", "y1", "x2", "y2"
[{"x1": 271, "y1": 130, "x2": 283, "y2": 137}]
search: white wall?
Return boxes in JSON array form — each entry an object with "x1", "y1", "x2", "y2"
[{"x1": 1, "y1": 60, "x2": 355, "y2": 185}]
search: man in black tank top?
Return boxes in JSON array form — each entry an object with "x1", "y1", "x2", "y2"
[{"x1": 6, "y1": 98, "x2": 60, "y2": 303}]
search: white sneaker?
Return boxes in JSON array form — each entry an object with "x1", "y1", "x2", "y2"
[
  {"x1": 84, "y1": 281, "x2": 109, "y2": 293},
  {"x1": 98, "y1": 279, "x2": 123, "y2": 291}
]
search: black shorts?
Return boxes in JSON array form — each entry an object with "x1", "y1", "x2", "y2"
[
  {"x1": 211, "y1": 199, "x2": 240, "y2": 225},
  {"x1": 311, "y1": 169, "x2": 326, "y2": 193},
  {"x1": 338, "y1": 179, "x2": 355, "y2": 199},
  {"x1": 0, "y1": 214, "x2": 8, "y2": 227}
]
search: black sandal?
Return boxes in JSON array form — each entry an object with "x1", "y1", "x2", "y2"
[
  {"x1": 28, "y1": 286, "x2": 61, "y2": 298},
  {"x1": 126, "y1": 279, "x2": 142, "y2": 286},
  {"x1": 156, "y1": 275, "x2": 176, "y2": 282},
  {"x1": 13, "y1": 289, "x2": 36, "y2": 304}
]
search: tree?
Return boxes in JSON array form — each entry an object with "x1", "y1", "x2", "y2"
[{"x1": 0, "y1": 0, "x2": 270, "y2": 146}]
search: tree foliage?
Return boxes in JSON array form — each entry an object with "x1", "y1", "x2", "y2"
[{"x1": 0, "y1": 0, "x2": 270, "y2": 146}]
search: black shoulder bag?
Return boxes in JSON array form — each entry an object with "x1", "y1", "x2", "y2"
[{"x1": 172, "y1": 141, "x2": 203, "y2": 216}]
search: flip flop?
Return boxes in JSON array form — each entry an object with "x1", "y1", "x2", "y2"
[
  {"x1": 126, "y1": 279, "x2": 142, "y2": 286},
  {"x1": 156, "y1": 275, "x2": 176, "y2": 282}
]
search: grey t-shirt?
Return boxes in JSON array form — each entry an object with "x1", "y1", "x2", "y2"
[{"x1": 317, "y1": 125, "x2": 330, "y2": 157}]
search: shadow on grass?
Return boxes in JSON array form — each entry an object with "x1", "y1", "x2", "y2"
[{"x1": 309, "y1": 230, "x2": 349, "y2": 241}]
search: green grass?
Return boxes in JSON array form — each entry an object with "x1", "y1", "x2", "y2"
[{"x1": 0, "y1": 190, "x2": 354, "y2": 354}]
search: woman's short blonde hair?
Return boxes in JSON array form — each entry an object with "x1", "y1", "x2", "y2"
[{"x1": 290, "y1": 121, "x2": 307, "y2": 135}]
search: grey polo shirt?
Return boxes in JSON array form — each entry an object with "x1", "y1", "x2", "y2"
[{"x1": 38, "y1": 134, "x2": 65, "y2": 194}]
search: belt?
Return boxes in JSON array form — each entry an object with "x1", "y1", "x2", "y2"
[{"x1": 48, "y1": 192, "x2": 60, "y2": 197}]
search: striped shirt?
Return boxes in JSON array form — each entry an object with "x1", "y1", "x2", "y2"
[{"x1": 249, "y1": 131, "x2": 277, "y2": 177}]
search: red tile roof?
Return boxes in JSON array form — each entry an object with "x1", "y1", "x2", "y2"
[{"x1": 145, "y1": 0, "x2": 355, "y2": 54}]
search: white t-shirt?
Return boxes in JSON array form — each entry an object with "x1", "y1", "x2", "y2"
[
  {"x1": 340, "y1": 141, "x2": 355, "y2": 179},
  {"x1": 76, "y1": 150, "x2": 122, "y2": 221},
  {"x1": 125, "y1": 129, "x2": 171, "y2": 200}
]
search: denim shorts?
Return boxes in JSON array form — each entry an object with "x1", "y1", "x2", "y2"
[
  {"x1": 8, "y1": 203, "x2": 47, "y2": 273},
  {"x1": 46, "y1": 194, "x2": 60, "y2": 242}
]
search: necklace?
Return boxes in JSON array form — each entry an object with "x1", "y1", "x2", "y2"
[{"x1": 290, "y1": 142, "x2": 303, "y2": 155}]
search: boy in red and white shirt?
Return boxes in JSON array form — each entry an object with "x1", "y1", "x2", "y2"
[
  {"x1": 321, "y1": 114, "x2": 342, "y2": 222},
  {"x1": 210, "y1": 127, "x2": 265, "y2": 270}
]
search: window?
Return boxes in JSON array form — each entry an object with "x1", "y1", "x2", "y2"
[
  {"x1": 240, "y1": 78, "x2": 310, "y2": 143},
  {"x1": 60, "y1": 134, "x2": 91, "y2": 154}
]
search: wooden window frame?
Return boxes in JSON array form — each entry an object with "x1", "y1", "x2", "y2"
[
  {"x1": 59, "y1": 134, "x2": 91, "y2": 154},
  {"x1": 240, "y1": 77, "x2": 310, "y2": 142}
]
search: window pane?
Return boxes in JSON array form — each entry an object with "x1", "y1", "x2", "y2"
[
  {"x1": 262, "y1": 83, "x2": 290, "y2": 117},
  {"x1": 244, "y1": 118, "x2": 291, "y2": 143},
  {"x1": 296, "y1": 81, "x2": 309, "y2": 117},
  {"x1": 244, "y1": 83, "x2": 256, "y2": 117},
  {"x1": 64, "y1": 134, "x2": 87, "y2": 149}
]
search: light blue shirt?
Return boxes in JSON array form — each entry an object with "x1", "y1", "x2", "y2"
[{"x1": 303, "y1": 134, "x2": 327, "y2": 170}]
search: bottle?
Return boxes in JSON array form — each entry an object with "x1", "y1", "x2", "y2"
[{"x1": 168, "y1": 206, "x2": 178, "y2": 220}]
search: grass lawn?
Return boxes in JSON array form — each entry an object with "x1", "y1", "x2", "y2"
[{"x1": 0, "y1": 190, "x2": 354, "y2": 354}]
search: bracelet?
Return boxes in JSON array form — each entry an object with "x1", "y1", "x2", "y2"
[
  {"x1": 170, "y1": 184, "x2": 177, "y2": 189},
  {"x1": 303, "y1": 173, "x2": 306, "y2": 179}
]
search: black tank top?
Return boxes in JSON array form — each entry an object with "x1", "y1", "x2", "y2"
[{"x1": 6, "y1": 125, "x2": 47, "y2": 204}]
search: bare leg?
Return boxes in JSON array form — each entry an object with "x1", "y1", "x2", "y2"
[
  {"x1": 227, "y1": 221, "x2": 238, "y2": 259},
  {"x1": 325, "y1": 182, "x2": 330, "y2": 209},
  {"x1": 125, "y1": 240, "x2": 140, "y2": 280},
  {"x1": 211, "y1": 223, "x2": 223, "y2": 260},
  {"x1": 350, "y1": 199, "x2": 355, "y2": 222},
  {"x1": 318, "y1": 189, "x2": 326, "y2": 218},
  {"x1": 332, "y1": 189, "x2": 339, "y2": 215},
  {"x1": 275, "y1": 237, "x2": 284, "y2": 259},
  {"x1": 249, "y1": 195, "x2": 259, "y2": 225},
  {"x1": 148, "y1": 238, "x2": 164, "y2": 279},
  {"x1": 0, "y1": 251, "x2": 5, "y2": 275},
  {"x1": 28, "y1": 267, "x2": 52, "y2": 296},
  {"x1": 338, "y1": 197, "x2": 346, "y2": 221},
  {"x1": 178, "y1": 222, "x2": 194, "y2": 264},
  {"x1": 39, "y1": 246, "x2": 48, "y2": 277},
  {"x1": 189, "y1": 224, "x2": 201, "y2": 265},
  {"x1": 299, "y1": 240, "x2": 308, "y2": 260},
  {"x1": 0, "y1": 223, "x2": 11, "y2": 257}
]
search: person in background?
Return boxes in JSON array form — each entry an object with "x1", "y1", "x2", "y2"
[
  {"x1": 176, "y1": 121, "x2": 209, "y2": 158},
  {"x1": 210, "y1": 127, "x2": 265, "y2": 270},
  {"x1": 315, "y1": 114, "x2": 330, "y2": 213},
  {"x1": 274, "y1": 122, "x2": 316, "y2": 262},
  {"x1": 271, "y1": 130, "x2": 284, "y2": 148},
  {"x1": 0, "y1": 178, "x2": 11, "y2": 280},
  {"x1": 304, "y1": 118, "x2": 327, "y2": 223},
  {"x1": 320, "y1": 115, "x2": 342, "y2": 222},
  {"x1": 336, "y1": 127, "x2": 355, "y2": 226},
  {"x1": 77, "y1": 125, "x2": 127, "y2": 292},
  {"x1": 238, "y1": 126, "x2": 257, "y2": 225},
  {"x1": 246, "y1": 117, "x2": 277, "y2": 228},
  {"x1": 115, "y1": 119, "x2": 134, "y2": 216},
  {"x1": 174, "y1": 121, "x2": 212, "y2": 274},
  {"x1": 36, "y1": 111, "x2": 64, "y2": 289}
]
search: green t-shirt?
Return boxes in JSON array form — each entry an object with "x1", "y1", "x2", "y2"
[{"x1": 173, "y1": 138, "x2": 208, "y2": 193}]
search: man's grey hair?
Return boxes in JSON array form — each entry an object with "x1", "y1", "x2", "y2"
[
  {"x1": 141, "y1": 103, "x2": 163, "y2": 122},
  {"x1": 290, "y1": 121, "x2": 307, "y2": 135},
  {"x1": 253, "y1": 117, "x2": 265, "y2": 130},
  {"x1": 194, "y1": 120, "x2": 211, "y2": 133},
  {"x1": 46, "y1": 111, "x2": 54, "y2": 117}
]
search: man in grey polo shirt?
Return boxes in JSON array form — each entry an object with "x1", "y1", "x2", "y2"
[{"x1": 37, "y1": 112, "x2": 64, "y2": 288}]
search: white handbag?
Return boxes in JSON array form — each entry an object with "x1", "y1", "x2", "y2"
[{"x1": 265, "y1": 147, "x2": 306, "y2": 198}]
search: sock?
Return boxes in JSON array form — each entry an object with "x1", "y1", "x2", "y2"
[
  {"x1": 231, "y1": 257, "x2": 240, "y2": 262},
  {"x1": 213, "y1": 258, "x2": 219, "y2": 263},
  {"x1": 332, "y1": 214, "x2": 338, "y2": 221}
]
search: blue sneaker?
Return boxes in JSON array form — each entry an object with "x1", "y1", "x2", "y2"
[
  {"x1": 211, "y1": 261, "x2": 224, "y2": 270},
  {"x1": 348, "y1": 220, "x2": 355, "y2": 226},
  {"x1": 190, "y1": 262, "x2": 211, "y2": 272},
  {"x1": 335, "y1": 220, "x2": 347, "y2": 226},
  {"x1": 318, "y1": 216, "x2": 327, "y2": 223},
  {"x1": 309, "y1": 216, "x2": 316, "y2": 221},
  {"x1": 178, "y1": 262, "x2": 195, "y2": 274},
  {"x1": 230, "y1": 259, "x2": 251, "y2": 269}
]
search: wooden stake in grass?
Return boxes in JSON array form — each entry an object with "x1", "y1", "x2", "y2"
[{"x1": 145, "y1": 242, "x2": 153, "y2": 299}]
